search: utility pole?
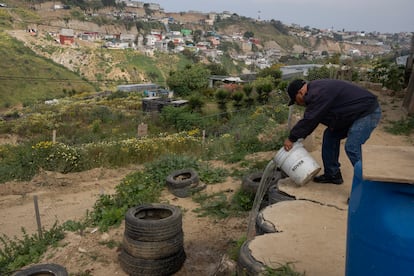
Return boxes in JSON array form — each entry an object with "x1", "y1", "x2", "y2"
[{"x1": 402, "y1": 35, "x2": 414, "y2": 115}]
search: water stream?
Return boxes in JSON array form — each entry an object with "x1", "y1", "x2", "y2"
[{"x1": 246, "y1": 159, "x2": 280, "y2": 240}]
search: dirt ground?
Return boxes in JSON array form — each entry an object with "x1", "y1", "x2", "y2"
[{"x1": 0, "y1": 90, "x2": 413, "y2": 276}]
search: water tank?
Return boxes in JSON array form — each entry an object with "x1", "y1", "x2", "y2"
[{"x1": 346, "y1": 160, "x2": 414, "y2": 276}]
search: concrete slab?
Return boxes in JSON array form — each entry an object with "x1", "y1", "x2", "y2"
[
  {"x1": 248, "y1": 139, "x2": 352, "y2": 275},
  {"x1": 249, "y1": 200, "x2": 347, "y2": 275},
  {"x1": 362, "y1": 145, "x2": 414, "y2": 184}
]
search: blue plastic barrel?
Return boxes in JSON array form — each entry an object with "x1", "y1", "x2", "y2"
[{"x1": 346, "y1": 161, "x2": 414, "y2": 276}]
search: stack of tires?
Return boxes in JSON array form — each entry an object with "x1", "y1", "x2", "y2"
[
  {"x1": 166, "y1": 168, "x2": 206, "y2": 198},
  {"x1": 119, "y1": 204, "x2": 186, "y2": 276}
]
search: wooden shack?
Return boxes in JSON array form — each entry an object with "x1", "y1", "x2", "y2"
[{"x1": 142, "y1": 97, "x2": 188, "y2": 112}]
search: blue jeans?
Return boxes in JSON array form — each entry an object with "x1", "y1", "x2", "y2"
[{"x1": 322, "y1": 106, "x2": 381, "y2": 176}]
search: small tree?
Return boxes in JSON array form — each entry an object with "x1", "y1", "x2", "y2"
[
  {"x1": 205, "y1": 63, "x2": 228, "y2": 76},
  {"x1": 243, "y1": 31, "x2": 254, "y2": 39},
  {"x1": 231, "y1": 91, "x2": 244, "y2": 110},
  {"x1": 257, "y1": 66, "x2": 283, "y2": 87},
  {"x1": 369, "y1": 59, "x2": 405, "y2": 92},
  {"x1": 215, "y1": 89, "x2": 230, "y2": 118},
  {"x1": 167, "y1": 64, "x2": 210, "y2": 97},
  {"x1": 193, "y1": 29, "x2": 203, "y2": 44},
  {"x1": 167, "y1": 41, "x2": 175, "y2": 50},
  {"x1": 307, "y1": 65, "x2": 337, "y2": 80},
  {"x1": 188, "y1": 96, "x2": 205, "y2": 113},
  {"x1": 254, "y1": 77, "x2": 274, "y2": 104},
  {"x1": 242, "y1": 84, "x2": 255, "y2": 107},
  {"x1": 160, "y1": 106, "x2": 204, "y2": 131}
]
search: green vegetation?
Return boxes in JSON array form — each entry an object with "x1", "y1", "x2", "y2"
[
  {"x1": 167, "y1": 64, "x2": 211, "y2": 96},
  {"x1": 385, "y1": 116, "x2": 414, "y2": 135},
  {"x1": 307, "y1": 65, "x2": 338, "y2": 80},
  {"x1": 192, "y1": 189, "x2": 256, "y2": 218},
  {"x1": 88, "y1": 154, "x2": 230, "y2": 231},
  {"x1": 368, "y1": 58, "x2": 405, "y2": 92},
  {"x1": 0, "y1": 9, "x2": 13, "y2": 30},
  {"x1": 228, "y1": 235, "x2": 247, "y2": 261},
  {"x1": 0, "y1": 131, "x2": 203, "y2": 182},
  {"x1": 0, "y1": 96, "x2": 287, "y2": 182},
  {"x1": 0, "y1": 224, "x2": 65, "y2": 275}
]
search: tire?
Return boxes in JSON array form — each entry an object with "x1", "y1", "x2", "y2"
[
  {"x1": 124, "y1": 203, "x2": 182, "y2": 242},
  {"x1": 236, "y1": 240, "x2": 265, "y2": 276},
  {"x1": 259, "y1": 194, "x2": 270, "y2": 210},
  {"x1": 122, "y1": 231, "x2": 184, "y2": 260},
  {"x1": 241, "y1": 172, "x2": 263, "y2": 194},
  {"x1": 255, "y1": 212, "x2": 277, "y2": 235},
  {"x1": 13, "y1": 263, "x2": 68, "y2": 276},
  {"x1": 169, "y1": 182, "x2": 207, "y2": 198},
  {"x1": 166, "y1": 168, "x2": 199, "y2": 189},
  {"x1": 242, "y1": 171, "x2": 282, "y2": 194},
  {"x1": 119, "y1": 248, "x2": 186, "y2": 276},
  {"x1": 267, "y1": 184, "x2": 295, "y2": 204}
]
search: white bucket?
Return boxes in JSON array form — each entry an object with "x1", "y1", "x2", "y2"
[{"x1": 274, "y1": 142, "x2": 321, "y2": 186}]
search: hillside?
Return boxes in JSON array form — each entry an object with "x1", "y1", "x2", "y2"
[
  {"x1": 0, "y1": 32, "x2": 97, "y2": 107},
  {"x1": 0, "y1": 0, "x2": 394, "y2": 109}
]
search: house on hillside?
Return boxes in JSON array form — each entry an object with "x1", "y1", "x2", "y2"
[
  {"x1": 145, "y1": 33, "x2": 162, "y2": 46},
  {"x1": 80, "y1": 32, "x2": 100, "y2": 41},
  {"x1": 145, "y1": 3, "x2": 161, "y2": 11},
  {"x1": 120, "y1": 33, "x2": 136, "y2": 42},
  {"x1": 59, "y1": 28, "x2": 74, "y2": 45},
  {"x1": 116, "y1": 0, "x2": 144, "y2": 8}
]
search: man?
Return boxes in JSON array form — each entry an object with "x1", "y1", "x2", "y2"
[{"x1": 284, "y1": 78, "x2": 381, "y2": 184}]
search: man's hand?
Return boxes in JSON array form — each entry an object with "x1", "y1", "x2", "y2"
[{"x1": 284, "y1": 138, "x2": 294, "y2": 151}]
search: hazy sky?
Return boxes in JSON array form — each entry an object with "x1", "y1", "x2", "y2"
[{"x1": 152, "y1": 0, "x2": 413, "y2": 33}]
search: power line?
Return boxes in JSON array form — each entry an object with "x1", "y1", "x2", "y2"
[
  {"x1": 0, "y1": 75, "x2": 84, "y2": 81},
  {"x1": 0, "y1": 75, "x2": 166, "y2": 85}
]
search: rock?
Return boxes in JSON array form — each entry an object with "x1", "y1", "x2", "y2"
[{"x1": 101, "y1": 233, "x2": 110, "y2": 241}]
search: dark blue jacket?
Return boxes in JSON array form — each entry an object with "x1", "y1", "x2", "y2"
[{"x1": 288, "y1": 79, "x2": 379, "y2": 142}]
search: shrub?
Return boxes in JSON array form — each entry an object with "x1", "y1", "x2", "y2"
[
  {"x1": 384, "y1": 116, "x2": 414, "y2": 135},
  {"x1": 87, "y1": 154, "x2": 227, "y2": 231},
  {"x1": 32, "y1": 141, "x2": 83, "y2": 173},
  {"x1": 0, "y1": 143, "x2": 38, "y2": 182},
  {"x1": 0, "y1": 224, "x2": 65, "y2": 275}
]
